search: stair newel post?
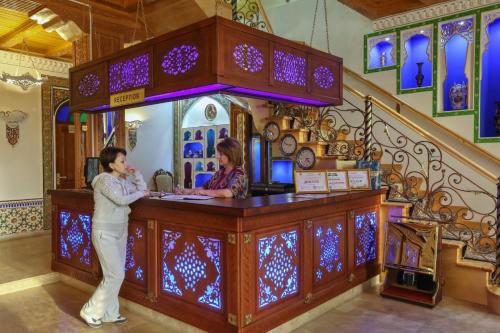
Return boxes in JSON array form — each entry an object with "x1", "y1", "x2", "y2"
[
  {"x1": 363, "y1": 95, "x2": 373, "y2": 162},
  {"x1": 495, "y1": 177, "x2": 500, "y2": 285}
]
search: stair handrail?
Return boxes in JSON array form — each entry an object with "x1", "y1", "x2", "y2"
[
  {"x1": 344, "y1": 83, "x2": 498, "y2": 183},
  {"x1": 343, "y1": 67, "x2": 500, "y2": 167}
]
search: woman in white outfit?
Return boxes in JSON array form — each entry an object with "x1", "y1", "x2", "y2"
[{"x1": 80, "y1": 147, "x2": 150, "y2": 328}]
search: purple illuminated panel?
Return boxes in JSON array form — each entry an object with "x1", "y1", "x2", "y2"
[
  {"x1": 78, "y1": 73, "x2": 100, "y2": 97},
  {"x1": 313, "y1": 66, "x2": 334, "y2": 89},
  {"x1": 162, "y1": 45, "x2": 199, "y2": 75},
  {"x1": 233, "y1": 44, "x2": 264, "y2": 73},
  {"x1": 109, "y1": 53, "x2": 150, "y2": 94},
  {"x1": 273, "y1": 50, "x2": 306, "y2": 86},
  {"x1": 228, "y1": 87, "x2": 329, "y2": 106},
  {"x1": 144, "y1": 84, "x2": 231, "y2": 103}
]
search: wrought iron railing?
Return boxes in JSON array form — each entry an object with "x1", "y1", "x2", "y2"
[{"x1": 227, "y1": 0, "x2": 272, "y2": 32}]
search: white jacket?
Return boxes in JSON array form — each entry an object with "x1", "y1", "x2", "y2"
[{"x1": 91, "y1": 172, "x2": 147, "y2": 230}]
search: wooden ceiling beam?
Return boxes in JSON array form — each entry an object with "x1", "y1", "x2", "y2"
[
  {"x1": 0, "y1": 19, "x2": 38, "y2": 48},
  {"x1": 44, "y1": 42, "x2": 73, "y2": 58}
]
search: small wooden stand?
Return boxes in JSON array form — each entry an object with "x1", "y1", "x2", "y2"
[{"x1": 380, "y1": 220, "x2": 443, "y2": 307}]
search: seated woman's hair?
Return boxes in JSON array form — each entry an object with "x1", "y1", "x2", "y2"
[
  {"x1": 99, "y1": 147, "x2": 127, "y2": 172},
  {"x1": 216, "y1": 137, "x2": 243, "y2": 166}
]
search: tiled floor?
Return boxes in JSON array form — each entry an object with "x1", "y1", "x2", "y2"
[
  {"x1": 1, "y1": 281, "x2": 500, "y2": 333},
  {"x1": 0, "y1": 233, "x2": 51, "y2": 284}
]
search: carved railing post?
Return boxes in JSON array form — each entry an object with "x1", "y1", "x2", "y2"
[{"x1": 363, "y1": 96, "x2": 373, "y2": 161}]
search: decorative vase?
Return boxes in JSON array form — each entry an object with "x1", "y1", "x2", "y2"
[
  {"x1": 415, "y1": 62, "x2": 424, "y2": 87},
  {"x1": 495, "y1": 101, "x2": 500, "y2": 136},
  {"x1": 380, "y1": 52, "x2": 386, "y2": 67}
]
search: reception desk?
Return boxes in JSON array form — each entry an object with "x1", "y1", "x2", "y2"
[{"x1": 49, "y1": 189, "x2": 384, "y2": 332}]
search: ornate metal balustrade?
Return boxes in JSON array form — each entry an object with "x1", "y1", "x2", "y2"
[
  {"x1": 272, "y1": 98, "x2": 499, "y2": 284},
  {"x1": 226, "y1": 0, "x2": 270, "y2": 32}
]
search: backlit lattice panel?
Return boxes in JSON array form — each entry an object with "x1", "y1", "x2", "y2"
[
  {"x1": 315, "y1": 223, "x2": 343, "y2": 283},
  {"x1": 125, "y1": 226, "x2": 145, "y2": 283},
  {"x1": 161, "y1": 229, "x2": 222, "y2": 310},
  {"x1": 355, "y1": 212, "x2": 377, "y2": 267},
  {"x1": 109, "y1": 53, "x2": 150, "y2": 94},
  {"x1": 273, "y1": 50, "x2": 306, "y2": 86},
  {"x1": 59, "y1": 210, "x2": 91, "y2": 267},
  {"x1": 258, "y1": 230, "x2": 299, "y2": 309}
]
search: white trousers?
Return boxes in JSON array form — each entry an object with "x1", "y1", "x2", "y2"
[{"x1": 81, "y1": 224, "x2": 127, "y2": 321}]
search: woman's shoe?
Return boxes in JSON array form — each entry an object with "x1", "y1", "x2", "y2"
[
  {"x1": 103, "y1": 315, "x2": 128, "y2": 324},
  {"x1": 80, "y1": 310, "x2": 103, "y2": 328}
]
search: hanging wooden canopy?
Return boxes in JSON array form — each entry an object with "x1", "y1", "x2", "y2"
[{"x1": 70, "y1": 16, "x2": 343, "y2": 113}]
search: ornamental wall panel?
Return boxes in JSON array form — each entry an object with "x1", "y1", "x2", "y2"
[
  {"x1": 70, "y1": 63, "x2": 107, "y2": 110},
  {"x1": 124, "y1": 219, "x2": 148, "y2": 290},
  {"x1": 57, "y1": 209, "x2": 93, "y2": 271}
]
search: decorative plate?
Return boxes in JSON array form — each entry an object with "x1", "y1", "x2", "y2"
[
  {"x1": 205, "y1": 104, "x2": 217, "y2": 121},
  {"x1": 296, "y1": 147, "x2": 316, "y2": 170}
]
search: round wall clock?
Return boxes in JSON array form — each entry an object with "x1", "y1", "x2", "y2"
[
  {"x1": 296, "y1": 147, "x2": 316, "y2": 170},
  {"x1": 263, "y1": 121, "x2": 280, "y2": 142},
  {"x1": 205, "y1": 104, "x2": 217, "y2": 121},
  {"x1": 279, "y1": 134, "x2": 297, "y2": 156}
]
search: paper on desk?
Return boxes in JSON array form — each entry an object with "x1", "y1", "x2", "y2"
[{"x1": 161, "y1": 194, "x2": 214, "y2": 200}]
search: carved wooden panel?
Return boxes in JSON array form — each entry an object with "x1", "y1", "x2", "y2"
[
  {"x1": 124, "y1": 219, "x2": 148, "y2": 290},
  {"x1": 308, "y1": 53, "x2": 343, "y2": 104},
  {"x1": 270, "y1": 43, "x2": 308, "y2": 95},
  {"x1": 256, "y1": 226, "x2": 300, "y2": 311},
  {"x1": 312, "y1": 213, "x2": 347, "y2": 290},
  {"x1": 352, "y1": 207, "x2": 379, "y2": 270},
  {"x1": 158, "y1": 223, "x2": 224, "y2": 312},
  {"x1": 57, "y1": 208, "x2": 93, "y2": 271},
  {"x1": 153, "y1": 26, "x2": 215, "y2": 95},
  {"x1": 108, "y1": 48, "x2": 154, "y2": 94},
  {"x1": 70, "y1": 62, "x2": 107, "y2": 110}
]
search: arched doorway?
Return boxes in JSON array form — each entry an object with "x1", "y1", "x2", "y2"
[{"x1": 53, "y1": 100, "x2": 87, "y2": 189}]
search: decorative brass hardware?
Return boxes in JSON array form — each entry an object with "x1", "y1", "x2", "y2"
[
  {"x1": 147, "y1": 220, "x2": 154, "y2": 229},
  {"x1": 306, "y1": 220, "x2": 313, "y2": 229},
  {"x1": 244, "y1": 314, "x2": 252, "y2": 326},
  {"x1": 228, "y1": 233, "x2": 236, "y2": 245},
  {"x1": 227, "y1": 313, "x2": 237, "y2": 326},
  {"x1": 349, "y1": 211, "x2": 354, "y2": 218},
  {"x1": 243, "y1": 233, "x2": 252, "y2": 244},
  {"x1": 348, "y1": 273, "x2": 355, "y2": 282},
  {"x1": 145, "y1": 292, "x2": 158, "y2": 303},
  {"x1": 304, "y1": 292, "x2": 313, "y2": 304}
]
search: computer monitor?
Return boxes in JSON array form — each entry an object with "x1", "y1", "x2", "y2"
[
  {"x1": 271, "y1": 159, "x2": 294, "y2": 184},
  {"x1": 84, "y1": 157, "x2": 100, "y2": 188}
]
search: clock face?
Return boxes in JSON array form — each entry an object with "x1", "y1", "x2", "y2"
[
  {"x1": 279, "y1": 134, "x2": 297, "y2": 156},
  {"x1": 296, "y1": 147, "x2": 316, "y2": 170},
  {"x1": 263, "y1": 121, "x2": 280, "y2": 142}
]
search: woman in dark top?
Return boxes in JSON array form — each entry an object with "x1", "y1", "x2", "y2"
[{"x1": 177, "y1": 137, "x2": 248, "y2": 199}]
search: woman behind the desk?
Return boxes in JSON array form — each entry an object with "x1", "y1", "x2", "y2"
[{"x1": 177, "y1": 137, "x2": 248, "y2": 199}]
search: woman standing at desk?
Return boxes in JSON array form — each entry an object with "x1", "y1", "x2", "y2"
[{"x1": 177, "y1": 137, "x2": 248, "y2": 199}]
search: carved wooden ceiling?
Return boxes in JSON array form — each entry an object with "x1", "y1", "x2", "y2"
[
  {"x1": 338, "y1": 0, "x2": 451, "y2": 20},
  {"x1": 0, "y1": 4, "x2": 73, "y2": 60}
]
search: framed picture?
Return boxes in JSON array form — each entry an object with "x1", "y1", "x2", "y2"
[
  {"x1": 326, "y1": 170, "x2": 350, "y2": 192},
  {"x1": 294, "y1": 170, "x2": 329, "y2": 194},
  {"x1": 347, "y1": 169, "x2": 371, "y2": 190}
]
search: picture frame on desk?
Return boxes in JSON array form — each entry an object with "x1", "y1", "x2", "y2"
[
  {"x1": 294, "y1": 170, "x2": 329, "y2": 194},
  {"x1": 347, "y1": 169, "x2": 371, "y2": 190},
  {"x1": 325, "y1": 170, "x2": 350, "y2": 192}
]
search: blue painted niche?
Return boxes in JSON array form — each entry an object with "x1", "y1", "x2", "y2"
[
  {"x1": 369, "y1": 41, "x2": 395, "y2": 69},
  {"x1": 401, "y1": 34, "x2": 432, "y2": 89},
  {"x1": 195, "y1": 173, "x2": 213, "y2": 188},
  {"x1": 443, "y1": 34, "x2": 469, "y2": 111},
  {"x1": 183, "y1": 142, "x2": 203, "y2": 158},
  {"x1": 480, "y1": 18, "x2": 500, "y2": 137}
]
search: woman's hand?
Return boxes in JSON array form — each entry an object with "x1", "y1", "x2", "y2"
[
  {"x1": 126, "y1": 166, "x2": 137, "y2": 174},
  {"x1": 175, "y1": 185, "x2": 183, "y2": 194},
  {"x1": 143, "y1": 190, "x2": 151, "y2": 197}
]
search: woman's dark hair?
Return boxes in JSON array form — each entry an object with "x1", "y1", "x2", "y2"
[
  {"x1": 99, "y1": 147, "x2": 127, "y2": 172},
  {"x1": 216, "y1": 137, "x2": 242, "y2": 166}
]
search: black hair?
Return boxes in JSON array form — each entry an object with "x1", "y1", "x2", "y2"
[{"x1": 99, "y1": 147, "x2": 127, "y2": 173}]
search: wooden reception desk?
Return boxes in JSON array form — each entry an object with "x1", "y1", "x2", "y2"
[{"x1": 49, "y1": 189, "x2": 384, "y2": 332}]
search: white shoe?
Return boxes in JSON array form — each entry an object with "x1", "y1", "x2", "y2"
[
  {"x1": 102, "y1": 315, "x2": 128, "y2": 324},
  {"x1": 80, "y1": 310, "x2": 103, "y2": 328}
]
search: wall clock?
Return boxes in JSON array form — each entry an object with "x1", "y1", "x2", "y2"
[
  {"x1": 263, "y1": 121, "x2": 280, "y2": 142},
  {"x1": 279, "y1": 134, "x2": 297, "y2": 156},
  {"x1": 296, "y1": 147, "x2": 316, "y2": 170}
]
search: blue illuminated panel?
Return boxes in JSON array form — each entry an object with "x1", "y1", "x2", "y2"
[
  {"x1": 125, "y1": 226, "x2": 145, "y2": 282},
  {"x1": 161, "y1": 229, "x2": 223, "y2": 310},
  {"x1": 271, "y1": 159, "x2": 293, "y2": 184},
  {"x1": 59, "y1": 211, "x2": 91, "y2": 266},
  {"x1": 355, "y1": 212, "x2": 377, "y2": 267},
  {"x1": 315, "y1": 223, "x2": 343, "y2": 282},
  {"x1": 195, "y1": 173, "x2": 213, "y2": 188},
  {"x1": 252, "y1": 137, "x2": 261, "y2": 182},
  {"x1": 401, "y1": 34, "x2": 432, "y2": 89},
  {"x1": 258, "y1": 230, "x2": 298, "y2": 308}
]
